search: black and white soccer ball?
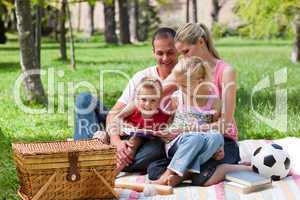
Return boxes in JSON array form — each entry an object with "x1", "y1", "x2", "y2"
[{"x1": 251, "y1": 143, "x2": 291, "y2": 181}]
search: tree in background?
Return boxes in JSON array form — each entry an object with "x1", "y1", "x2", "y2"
[
  {"x1": 59, "y1": 0, "x2": 67, "y2": 61},
  {"x1": 66, "y1": 0, "x2": 76, "y2": 69},
  {"x1": 33, "y1": 0, "x2": 43, "y2": 69},
  {"x1": 134, "y1": 0, "x2": 150, "y2": 41},
  {"x1": 211, "y1": 0, "x2": 221, "y2": 23},
  {"x1": 0, "y1": 11, "x2": 7, "y2": 44},
  {"x1": 137, "y1": 0, "x2": 160, "y2": 42},
  {"x1": 103, "y1": 0, "x2": 118, "y2": 44},
  {"x1": 237, "y1": 0, "x2": 300, "y2": 39},
  {"x1": 76, "y1": 2, "x2": 81, "y2": 32},
  {"x1": 237, "y1": 0, "x2": 300, "y2": 62},
  {"x1": 86, "y1": 0, "x2": 95, "y2": 37},
  {"x1": 1, "y1": 0, "x2": 17, "y2": 33},
  {"x1": 0, "y1": 0, "x2": 14, "y2": 44},
  {"x1": 129, "y1": 0, "x2": 138, "y2": 42},
  {"x1": 291, "y1": 14, "x2": 300, "y2": 63},
  {"x1": 186, "y1": 0, "x2": 190, "y2": 23},
  {"x1": 15, "y1": 0, "x2": 47, "y2": 104},
  {"x1": 118, "y1": 0, "x2": 130, "y2": 44},
  {"x1": 192, "y1": 0, "x2": 197, "y2": 23}
]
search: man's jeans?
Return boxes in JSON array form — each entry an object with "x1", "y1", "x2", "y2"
[{"x1": 73, "y1": 92, "x2": 166, "y2": 172}]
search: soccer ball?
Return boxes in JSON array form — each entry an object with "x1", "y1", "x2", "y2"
[{"x1": 251, "y1": 143, "x2": 291, "y2": 181}]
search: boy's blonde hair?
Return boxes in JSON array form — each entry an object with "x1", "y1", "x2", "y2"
[
  {"x1": 171, "y1": 56, "x2": 211, "y2": 88},
  {"x1": 136, "y1": 77, "x2": 163, "y2": 97},
  {"x1": 175, "y1": 23, "x2": 220, "y2": 59}
]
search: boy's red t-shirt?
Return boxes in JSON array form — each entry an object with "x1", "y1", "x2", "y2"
[{"x1": 124, "y1": 108, "x2": 170, "y2": 131}]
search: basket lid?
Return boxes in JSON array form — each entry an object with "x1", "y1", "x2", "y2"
[{"x1": 12, "y1": 139, "x2": 115, "y2": 155}]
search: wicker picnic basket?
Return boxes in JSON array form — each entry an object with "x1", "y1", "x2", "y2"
[{"x1": 12, "y1": 139, "x2": 118, "y2": 200}]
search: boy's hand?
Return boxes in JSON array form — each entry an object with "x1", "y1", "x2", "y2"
[
  {"x1": 115, "y1": 141, "x2": 138, "y2": 173},
  {"x1": 115, "y1": 140, "x2": 134, "y2": 168}
]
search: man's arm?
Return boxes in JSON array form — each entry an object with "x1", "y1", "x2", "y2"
[
  {"x1": 106, "y1": 101, "x2": 127, "y2": 146},
  {"x1": 107, "y1": 101, "x2": 136, "y2": 169}
]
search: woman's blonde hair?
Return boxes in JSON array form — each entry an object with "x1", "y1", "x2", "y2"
[
  {"x1": 172, "y1": 57, "x2": 211, "y2": 89},
  {"x1": 175, "y1": 23, "x2": 220, "y2": 59}
]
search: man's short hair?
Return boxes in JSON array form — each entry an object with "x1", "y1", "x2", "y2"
[{"x1": 152, "y1": 27, "x2": 176, "y2": 48}]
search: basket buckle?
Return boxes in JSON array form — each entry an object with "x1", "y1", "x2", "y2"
[{"x1": 67, "y1": 152, "x2": 80, "y2": 182}]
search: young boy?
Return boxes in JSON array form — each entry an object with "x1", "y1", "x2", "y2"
[{"x1": 107, "y1": 77, "x2": 171, "y2": 173}]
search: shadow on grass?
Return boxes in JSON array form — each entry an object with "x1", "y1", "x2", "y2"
[
  {"x1": 0, "y1": 46, "x2": 19, "y2": 51},
  {"x1": 0, "y1": 62, "x2": 20, "y2": 72},
  {"x1": 0, "y1": 42, "x2": 149, "y2": 52},
  {"x1": 51, "y1": 57, "x2": 134, "y2": 67}
]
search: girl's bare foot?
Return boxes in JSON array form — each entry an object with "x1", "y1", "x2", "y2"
[
  {"x1": 150, "y1": 178, "x2": 168, "y2": 185},
  {"x1": 150, "y1": 169, "x2": 174, "y2": 185},
  {"x1": 167, "y1": 174, "x2": 183, "y2": 187}
]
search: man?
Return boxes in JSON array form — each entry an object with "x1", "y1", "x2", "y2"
[{"x1": 74, "y1": 27, "x2": 177, "y2": 174}]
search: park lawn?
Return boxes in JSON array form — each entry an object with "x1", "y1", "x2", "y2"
[{"x1": 0, "y1": 34, "x2": 299, "y2": 199}]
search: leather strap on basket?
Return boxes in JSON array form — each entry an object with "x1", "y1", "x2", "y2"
[{"x1": 67, "y1": 152, "x2": 80, "y2": 182}]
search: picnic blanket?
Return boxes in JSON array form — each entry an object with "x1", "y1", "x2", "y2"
[{"x1": 115, "y1": 137, "x2": 300, "y2": 200}]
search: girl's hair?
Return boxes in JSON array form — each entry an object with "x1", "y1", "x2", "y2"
[
  {"x1": 175, "y1": 23, "x2": 220, "y2": 59},
  {"x1": 171, "y1": 56, "x2": 211, "y2": 88},
  {"x1": 136, "y1": 77, "x2": 163, "y2": 97}
]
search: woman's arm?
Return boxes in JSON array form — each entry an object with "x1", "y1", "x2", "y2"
[
  {"x1": 220, "y1": 66, "x2": 236, "y2": 134},
  {"x1": 190, "y1": 66, "x2": 237, "y2": 134}
]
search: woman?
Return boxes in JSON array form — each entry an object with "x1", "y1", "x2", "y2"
[{"x1": 152, "y1": 23, "x2": 250, "y2": 186}]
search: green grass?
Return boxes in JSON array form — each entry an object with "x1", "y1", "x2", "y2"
[{"x1": 0, "y1": 34, "x2": 299, "y2": 199}]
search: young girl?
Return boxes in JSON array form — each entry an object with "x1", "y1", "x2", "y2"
[
  {"x1": 152, "y1": 57, "x2": 226, "y2": 186},
  {"x1": 108, "y1": 77, "x2": 171, "y2": 173}
]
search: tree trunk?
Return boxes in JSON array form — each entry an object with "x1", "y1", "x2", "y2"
[
  {"x1": 137, "y1": 0, "x2": 149, "y2": 41},
  {"x1": 54, "y1": 9, "x2": 59, "y2": 42},
  {"x1": 60, "y1": 0, "x2": 67, "y2": 61},
  {"x1": 66, "y1": 0, "x2": 76, "y2": 69},
  {"x1": 34, "y1": 2, "x2": 43, "y2": 69},
  {"x1": 186, "y1": 0, "x2": 190, "y2": 23},
  {"x1": 192, "y1": 0, "x2": 197, "y2": 23},
  {"x1": 15, "y1": 0, "x2": 47, "y2": 104},
  {"x1": 211, "y1": 0, "x2": 221, "y2": 22},
  {"x1": 0, "y1": 16, "x2": 7, "y2": 44},
  {"x1": 6, "y1": 9, "x2": 17, "y2": 32},
  {"x1": 77, "y1": 2, "x2": 81, "y2": 32},
  {"x1": 12, "y1": 9, "x2": 18, "y2": 31},
  {"x1": 292, "y1": 14, "x2": 300, "y2": 63},
  {"x1": 129, "y1": 0, "x2": 138, "y2": 42},
  {"x1": 134, "y1": 0, "x2": 140, "y2": 41},
  {"x1": 103, "y1": 0, "x2": 118, "y2": 44},
  {"x1": 86, "y1": 2, "x2": 95, "y2": 37},
  {"x1": 118, "y1": 0, "x2": 131, "y2": 44}
]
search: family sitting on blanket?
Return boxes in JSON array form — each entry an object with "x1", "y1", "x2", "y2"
[
  {"x1": 73, "y1": 23, "x2": 251, "y2": 187},
  {"x1": 112, "y1": 57, "x2": 229, "y2": 186}
]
